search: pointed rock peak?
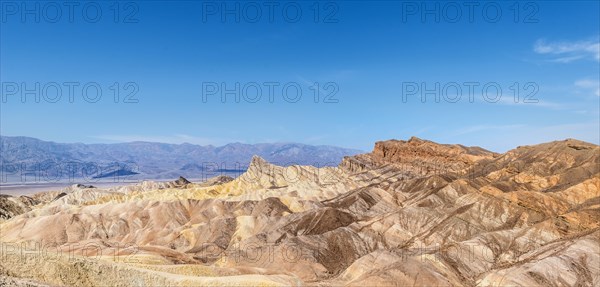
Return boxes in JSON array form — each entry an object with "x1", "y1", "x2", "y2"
[
  {"x1": 408, "y1": 136, "x2": 424, "y2": 143},
  {"x1": 200, "y1": 175, "x2": 234, "y2": 187},
  {"x1": 250, "y1": 155, "x2": 269, "y2": 167},
  {"x1": 174, "y1": 176, "x2": 191, "y2": 186},
  {"x1": 52, "y1": 192, "x2": 68, "y2": 201}
]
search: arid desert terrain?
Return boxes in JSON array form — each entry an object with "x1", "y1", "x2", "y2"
[{"x1": 1, "y1": 137, "x2": 599, "y2": 286}]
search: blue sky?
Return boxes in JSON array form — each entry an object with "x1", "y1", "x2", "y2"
[{"x1": 1, "y1": 1, "x2": 599, "y2": 152}]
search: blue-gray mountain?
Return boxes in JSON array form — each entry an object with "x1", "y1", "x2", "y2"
[{"x1": 0, "y1": 136, "x2": 363, "y2": 180}]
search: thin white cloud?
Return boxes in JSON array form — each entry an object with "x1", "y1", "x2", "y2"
[
  {"x1": 440, "y1": 90, "x2": 563, "y2": 109},
  {"x1": 550, "y1": 55, "x2": 585, "y2": 63},
  {"x1": 493, "y1": 96, "x2": 563, "y2": 109},
  {"x1": 574, "y1": 78, "x2": 600, "y2": 97},
  {"x1": 453, "y1": 124, "x2": 526, "y2": 136},
  {"x1": 534, "y1": 39, "x2": 599, "y2": 63}
]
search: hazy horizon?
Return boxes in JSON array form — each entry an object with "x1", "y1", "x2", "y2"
[{"x1": 2, "y1": 133, "x2": 599, "y2": 154}]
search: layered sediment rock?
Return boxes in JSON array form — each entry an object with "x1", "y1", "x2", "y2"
[
  {"x1": 1, "y1": 138, "x2": 598, "y2": 286},
  {"x1": 0, "y1": 195, "x2": 38, "y2": 222}
]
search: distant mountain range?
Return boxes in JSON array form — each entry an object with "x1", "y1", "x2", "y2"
[{"x1": 0, "y1": 136, "x2": 363, "y2": 181}]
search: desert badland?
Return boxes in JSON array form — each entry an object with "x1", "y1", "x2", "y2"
[{"x1": 1, "y1": 137, "x2": 598, "y2": 286}]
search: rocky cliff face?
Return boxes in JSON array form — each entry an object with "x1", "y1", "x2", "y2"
[
  {"x1": 1, "y1": 137, "x2": 598, "y2": 286},
  {"x1": 341, "y1": 136, "x2": 496, "y2": 176}
]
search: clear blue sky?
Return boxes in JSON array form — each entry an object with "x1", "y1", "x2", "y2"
[{"x1": 1, "y1": 1, "x2": 599, "y2": 152}]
